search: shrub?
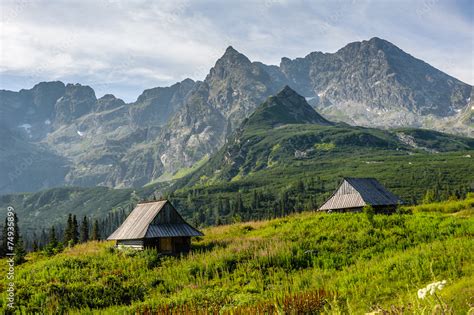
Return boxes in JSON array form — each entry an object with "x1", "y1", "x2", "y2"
[{"x1": 363, "y1": 204, "x2": 375, "y2": 227}]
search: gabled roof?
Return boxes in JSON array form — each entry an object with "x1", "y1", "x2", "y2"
[
  {"x1": 107, "y1": 200, "x2": 203, "y2": 240},
  {"x1": 318, "y1": 177, "x2": 401, "y2": 211}
]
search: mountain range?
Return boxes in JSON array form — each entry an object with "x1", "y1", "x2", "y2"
[
  {"x1": 2, "y1": 85, "x2": 473, "y2": 235},
  {"x1": 174, "y1": 86, "x2": 474, "y2": 190},
  {"x1": 0, "y1": 37, "x2": 472, "y2": 194}
]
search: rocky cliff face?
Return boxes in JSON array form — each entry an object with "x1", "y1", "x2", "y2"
[
  {"x1": 0, "y1": 81, "x2": 66, "y2": 125},
  {"x1": 278, "y1": 37, "x2": 471, "y2": 128},
  {"x1": 464, "y1": 88, "x2": 474, "y2": 126},
  {"x1": 129, "y1": 78, "x2": 195, "y2": 127},
  {"x1": 1, "y1": 37, "x2": 472, "y2": 194},
  {"x1": 0, "y1": 124, "x2": 68, "y2": 194},
  {"x1": 154, "y1": 47, "x2": 279, "y2": 173},
  {"x1": 47, "y1": 78, "x2": 196, "y2": 188},
  {"x1": 152, "y1": 39, "x2": 472, "y2": 179},
  {"x1": 205, "y1": 46, "x2": 278, "y2": 127},
  {"x1": 0, "y1": 78, "x2": 196, "y2": 193},
  {"x1": 54, "y1": 84, "x2": 97, "y2": 126},
  {"x1": 96, "y1": 94, "x2": 125, "y2": 112}
]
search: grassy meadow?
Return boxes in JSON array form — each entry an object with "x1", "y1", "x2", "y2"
[{"x1": 1, "y1": 196, "x2": 473, "y2": 314}]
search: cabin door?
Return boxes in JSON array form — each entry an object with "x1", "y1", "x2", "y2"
[{"x1": 160, "y1": 238, "x2": 173, "y2": 252}]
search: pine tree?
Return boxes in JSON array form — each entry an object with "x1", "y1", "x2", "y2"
[
  {"x1": 64, "y1": 214, "x2": 73, "y2": 244},
  {"x1": 213, "y1": 207, "x2": 221, "y2": 225},
  {"x1": 422, "y1": 189, "x2": 436, "y2": 204},
  {"x1": 191, "y1": 212, "x2": 200, "y2": 228},
  {"x1": 296, "y1": 179, "x2": 305, "y2": 193},
  {"x1": 1, "y1": 218, "x2": 7, "y2": 257},
  {"x1": 279, "y1": 198, "x2": 285, "y2": 217},
  {"x1": 279, "y1": 191, "x2": 289, "y2": 217},
  {"x1": 251, "y1": 190, "x2": 258, "y2": 210},
  {"x1": 80, "y1": 216, "x2": 89, "y2": 243},
  {"x1": 14, "y1": 236, "x2": 26, "y2": 265},
  {"x1": 228, "y1": 200, "x2": 235, "y2": 221},
  {"x1": 44, "y1": 226, "x2": 60, "y2": 256},
  {"x1": 91, "y1": 219, "x2": 100, "y2": 241},
  {"x1": 49, "y1": 226, "x2": 58, "y2": 248},
  {"x1": 217, "y1": 199, "x2": 224, "y2": 215},
  {"x1": 273, "y1": 201, "x2": 278, "y2": 218},
  {"x1": 235, "y1": 193, "x2": 244, "y2": 214},
  {"x1": 72, "y1": 215, "x2": 79, "y2": 245},
  {"x1": 224, "y1": 198, "x2": 230, "y2": 216},
  {"x1": 40, "y1": 229, "x2": 48, "y2": 249},
  {"x1": 32, "y1": 239, "x2": 39, "y2": 252}
]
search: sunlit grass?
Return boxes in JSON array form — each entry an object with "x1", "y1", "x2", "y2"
[
  {"x1": 1, "y1": 199, "x2": 473, "y2": 314},
  {"x1": 405, "y1": 192, "x2": 474, "y2": 213}
]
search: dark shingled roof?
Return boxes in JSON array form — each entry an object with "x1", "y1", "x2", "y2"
[
  {"x1": 146, "y1": 224, "x2": 203, "y2": 238},
  {"x1": 318, "y1": 177, "x2": 402, "y2": 211},
  {"x1": 107, "y1": 200, "x2": 203, "y2": 240}
]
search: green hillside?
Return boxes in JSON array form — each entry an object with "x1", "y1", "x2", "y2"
[
  {"x1": 169, "y1": 124, "x2": 473, "y2": 225},
  {"x1": 177, "y1": 123, "x2": 473, "y2": 187},
  {"x1": 242, "y1": 86, "x2": 332, "y2": 129},
  {"x1": 176, "y1": 88, "x2": 474, "y2": 188},
  {"x1": 165, "y1": 89, "x2": 474, "y2": 226},
  {"x1": 1, "y1": 88, "x2": 473, "y2": 237},
  {"x1": 1, "y1": 197, "x2": 473, "y2": 314}
]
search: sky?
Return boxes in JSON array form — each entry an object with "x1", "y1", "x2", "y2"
[{"x1": 0, "y1": 0, "x2": 473, "y2": 102}]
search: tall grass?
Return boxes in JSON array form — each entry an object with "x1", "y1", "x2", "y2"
[
  {"x1": 0, "y1": 205, "x2": 472, "y2": 314},
  {"x1": 407, "y1": 192, "x2": 474, "y2": 213}
]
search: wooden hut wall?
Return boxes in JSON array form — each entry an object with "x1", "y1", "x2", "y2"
[
  {"x1": 172, "y1": 237, "x2": 191, "y2": 253},
  {"x1": 150, "y1": 203, "x2": 185, "y2": 225},
  {"x1": 143, "y1": 237, "x2": 191, "y2": 253}
]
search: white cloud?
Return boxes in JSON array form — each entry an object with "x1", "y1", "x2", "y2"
[{"x1": 0, "y1": 0, "x2": 472, "y2": 102}]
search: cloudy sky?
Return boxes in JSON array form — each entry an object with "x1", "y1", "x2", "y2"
[{"x1": 0, "y1": 0, "x2": 472, "y2": 102}]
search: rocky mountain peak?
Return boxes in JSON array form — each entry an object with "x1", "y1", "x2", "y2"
[
  {"x1": 31, "y1": 81, "x2": 66, "y2": 94},
  {"x1": 53, "y1": 83, "x2": 97, "y2": 125},
  {"x1": 278, "y1": 37, "x2": 471, "y2": 120},
  {"x1": 28, "y1": 81, "x2": 66, "y2": 118},
  {"x1": 223, "y1": 45, "x2": 243, "y2": 58},
  {"x1": 1, "y1": 37, "x2": 472, "y2": 195},
  {"x1": 100, "y1": 94, "x2": 117, "y2": 100},
  {"x1": 203, "y1": 46, "x2": 276, "y2": 123},
  {"x1": 275, "y1": 85, "x2": 303, "y2": 98},
  {"x1": 208, "y1": 46, "x2": 252, "y2": 80},
  {"x1": 245, "y1": 86, "x2": 332, "y2": 129},
  {"x1": 367, "y1": 36, "x2": 391, "y2": 47},
  {"x1": 64, "y1": 83, "x2": 96, "y2": 96},
  {"x1": 180, "y1": 78, "x2": 195, "y2": 86},
  {"x1": 335, "y1": 37, "x2": 398, "y2": 61},
  {"x1": 96, "y1": 94, "x2": 125, "y2": 112}
]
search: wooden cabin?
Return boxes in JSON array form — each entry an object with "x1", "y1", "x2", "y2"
[
  {"x1": 107, "y1": 200, "x2": 203, "y2": 254},
  {"x1": 318, "y1": 177, "x2": 402, "y2": 213}
]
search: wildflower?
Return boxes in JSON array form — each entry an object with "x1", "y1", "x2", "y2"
[
  {"x1": 417, "y1": 280, "x2": 447, "y2": 299},
  {"x1": 417, "y1": 288, "x2": 427, "y2": 299}
]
